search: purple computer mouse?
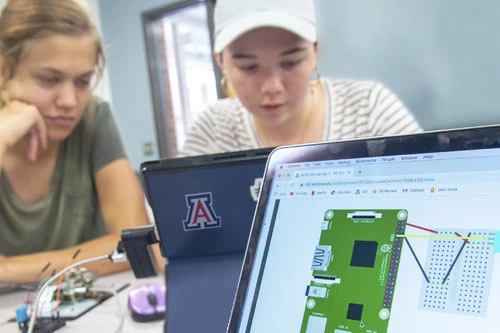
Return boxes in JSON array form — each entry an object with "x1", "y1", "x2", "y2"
[{"x1": 128, "y1": 282, "x2": 166, "y2": 322}]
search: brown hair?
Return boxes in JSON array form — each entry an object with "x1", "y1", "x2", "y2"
[{"x1": 0, "y1": 0, "x2": 105, "y2": 94}]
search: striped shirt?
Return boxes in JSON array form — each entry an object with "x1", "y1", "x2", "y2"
[{"x1": 179, "y1": 78, "x2": 422, "y2": 157}]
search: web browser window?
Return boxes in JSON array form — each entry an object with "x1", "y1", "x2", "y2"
[{"x1": 239, "y1": 148, "x2": 500, "y2": 332}]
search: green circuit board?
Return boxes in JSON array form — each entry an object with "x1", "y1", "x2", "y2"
[{"x1": 300, "y1": 209, "x2": 408, "y2": 333}]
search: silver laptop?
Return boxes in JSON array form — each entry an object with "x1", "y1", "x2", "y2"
[{"x1": 227, "y1": 125, "x2": 500, "y2": 333}]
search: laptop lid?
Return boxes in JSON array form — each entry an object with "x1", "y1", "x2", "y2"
[
  {"x1": 141, "y1": 148, "x2": 272, "y2": 333},
  {"x1": 228, "y1": 125, "x2": 500, "y2": 333},
  {"x1": 141, "y1": 148, "x2": 273, "y2": 260}
]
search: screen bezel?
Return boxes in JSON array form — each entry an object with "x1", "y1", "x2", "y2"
[{"x1": 227, "y1": 125, "x2": 500, "y2": 332}]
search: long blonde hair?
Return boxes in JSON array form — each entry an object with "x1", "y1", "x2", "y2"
[{"x1": 0, "y1": 0, "x2": 105, "y2": 102}]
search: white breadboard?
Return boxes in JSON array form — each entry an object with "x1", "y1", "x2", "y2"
[{"x1": 419, "y1": 229, "x2": 495, "y2": 317}]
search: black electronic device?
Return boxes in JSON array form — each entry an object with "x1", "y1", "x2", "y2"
[{"x1": 120, "y1": 225, "x2": 159, "y2": 279}]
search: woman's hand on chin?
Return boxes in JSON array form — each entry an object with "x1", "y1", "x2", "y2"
[{"x1": 0, "y1": 101, "x2": 47, "y2": 162}]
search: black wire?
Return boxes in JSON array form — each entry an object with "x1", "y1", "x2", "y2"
[
  {"x1": 404, "y1": 237, "x2": 430, "y2": 284},
  {"x1": 442, "y1": 232, "x2": 471, "y2": 284}
]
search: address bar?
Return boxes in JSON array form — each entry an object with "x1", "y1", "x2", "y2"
[{"x1": 300, "y1": 176, "x2": 436, "y2": 187}]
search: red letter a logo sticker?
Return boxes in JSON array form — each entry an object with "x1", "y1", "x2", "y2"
[{"x1": 183, "y1": 192, "x2": 221, "y2": 231}]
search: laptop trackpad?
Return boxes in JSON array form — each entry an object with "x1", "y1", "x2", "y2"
[{"x1": 166, "y1": 252, "x2": 243, "y2": 333}]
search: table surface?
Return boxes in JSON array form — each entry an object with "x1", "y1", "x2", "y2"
[{"x1": 0, "y1": 270, "x2": 165, "y2": 332}]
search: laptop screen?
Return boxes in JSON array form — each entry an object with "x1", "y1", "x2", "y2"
[
  {"x1": 141, "y1": 149, "x2": 271, "y2": 259},
  {"x1": 229, "y1": 126, "x2": 500, "y2": 332}
]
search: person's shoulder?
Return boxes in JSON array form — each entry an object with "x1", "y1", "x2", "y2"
[
  {"x1": 81, "y1": 97, "x2": 121, "y2": 142},
  {"x1": 89, "y1": 96, "x2": 112, "y2": 117},
  {"x1": 322, "y1": 77, "x2": 381, "y2": 93},
  {"x1": 322, "y1": 78, "x2": 402, "y2": 107},
  {"x1": 323, "y1": 78, "x2": 385, "y2": 109},
  {"x1": 208, "y1": 98, "x2": 242, "y2": 113},
  {"x1": 197, "y1": 98, "x2": 246, "y2": 123}
]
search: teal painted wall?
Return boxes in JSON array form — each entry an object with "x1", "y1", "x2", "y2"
[
  {"x1": 315, "y1": 0, "x2": 500, "y2": 131},
  {"x1": 99, "y1": 0, "x2": 182, "y2": 169}
]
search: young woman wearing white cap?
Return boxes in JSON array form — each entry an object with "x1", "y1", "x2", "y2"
[{"x1": 179, "y1": 0, "x2": 422, "y2": 156}]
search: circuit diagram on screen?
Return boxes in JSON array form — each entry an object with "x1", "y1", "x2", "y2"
[{"x1": 299, "y1": 209, "x2": 497, "y2": 333}]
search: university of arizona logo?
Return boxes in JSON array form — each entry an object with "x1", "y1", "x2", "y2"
[{"x1": 183, "y1": 192, "x2": 221, "y2": 231}]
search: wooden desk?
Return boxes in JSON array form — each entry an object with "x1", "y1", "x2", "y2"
[{"x1": 0, "y1": 270, "x2": 165, "y2": 332}]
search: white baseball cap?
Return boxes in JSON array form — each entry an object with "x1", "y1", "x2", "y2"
[{"x1": 213, "y1": 0, "x2": 317, "y2": 53}]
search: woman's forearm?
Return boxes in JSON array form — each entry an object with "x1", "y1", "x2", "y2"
[{"x1": 0, "y1": 232, "x2": 130, "y2": 284}]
